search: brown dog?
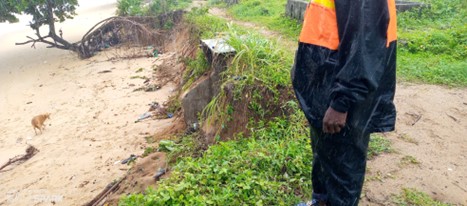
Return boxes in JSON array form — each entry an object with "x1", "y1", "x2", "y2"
[{"x1": 31, "y1": 113, "x2": 51, "y2": 135}]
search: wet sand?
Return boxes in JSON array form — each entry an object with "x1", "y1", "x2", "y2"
[{"x1": 0, "y1": 1, "x2": 176, "y2": 205}]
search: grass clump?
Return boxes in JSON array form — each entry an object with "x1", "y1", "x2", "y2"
[
  {"x1": 368, "y1": 134, "x2": 393, "y2": 159},
  {"x1": 400, "y1": 155, "x2": 420, "y2": 166},
  {"x1": 393, "y1": 188, "x2": 451, "y2": 206},
  {"x1": 142, "y1": 147, "x2": 156, "y2": 157},
  {"x1": 181, "y1": 50, "x2": 210, "y2": 91},
  {"x1": 227, "y1": 28, "x2": 292, "y2": 89}
]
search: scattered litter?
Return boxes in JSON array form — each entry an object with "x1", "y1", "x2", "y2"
[
  {"x1": 26, "y1": 101, "x2": 32, "y2": 104},
  {"x1": 186, "y1": 122, "x2": 199, "y2": 134},
  {"x1": 448, "y1": 168, "x2": 453, "y2": 171},
  {"x1": 79, "y1": 180, "x2": 90, "y2": 188},
  {"x1": 146, "y1": 46, "x2": 159, "y2": 58},
  {"x1": 148, "y1": 102, "x2": 160, "y2": 111},
  {"x1": 113, "y1": 160, "x2": 121, "y2": 165},
  {"x1": 98, "y1": 70, "x2": 112, "y2": 74},
  {"x1": 135, "y1": 112, "x2": 152, "y2": 123},
  {"x1": 233, "y1": 75, "x2": 246, "y2": 81},
  {"x1": 133, "y1": 84, "x2": 161, "y2": 92},
  {"x1": 154, "y1": 168, "x2": 167, "y2": 181},
  {"x1": 153, "y1": 49, "x2": 159, "y2": 58},
  {"x1": 167, "y1": 113, "x2": 174, "y2": 118},
  {"x1": 446, "y1": 113, "x2": 458, "y2": 122},
  {"x1": 121, "y1": 154, "x2": 138, "y2": 165},
  {"x1": 144, "y1": 84, "x2": 161, "y2": 92}
]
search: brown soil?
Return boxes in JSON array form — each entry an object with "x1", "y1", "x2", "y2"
[{"x1": 361, "y1": 83, "x2": 467, "y2": 205}]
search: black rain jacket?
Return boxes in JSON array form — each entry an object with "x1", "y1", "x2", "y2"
[{"x1": 292, "y1": 0, "x2": 397, "y2": 133}]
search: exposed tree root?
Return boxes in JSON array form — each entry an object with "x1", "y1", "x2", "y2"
[
  {"x1": 16, "y1": 10, "x2": 185, "y2": 59},
  {"x1": 84, "y1": 176, "x2": 126, "y2": 206},
  {"x1": 0, "y1": 145, "x2": 39, "y2": 171}
]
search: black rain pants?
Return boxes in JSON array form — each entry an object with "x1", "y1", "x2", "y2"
[{"x1": 309, "y1": 126, "x2": 370, "y2": 206}]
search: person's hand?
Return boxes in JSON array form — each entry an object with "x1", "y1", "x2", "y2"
[{"x1": 323, "y1": 107, "x2": 348, "y2": 134}]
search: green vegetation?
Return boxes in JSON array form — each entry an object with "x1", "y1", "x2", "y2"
[
  {"x1": 397, "y1": 0, "x2": 467, "y2": 86},
  {"x1": 181, "y1": 50, "x2": 210, "y2": 91},
  {"x1": 398, "y1": 133, "x2": 419, "y2": 145},
  {"x1": 394, "y1": 188, "x2": 451, "y2": 206},
  {"x1": 368, "y1": 134, "x2": 393, "y2": 159},
  {"x1": 212, "y1": 0, "x2": 466, "y2": 86},
  {"x1": 212, "y1": 0, "x2": 301, "y2": 39},
  {"x1": 117, "y1": 0, "x2": 192, "y2": 16},
  {"x1": 142, "y1": 147, "x2": 156, "y2": 157},
  {"x1": 130, "y1": 75, "x2": 147, "y2": 79},
  {"x1": 120, "y1": 107, "x2": 312, "y2": 205},
  {"x1": 400, "y1": 155, "x2": 420, "y2": 166},
  {"x1": 229, "y1": 0, "x2": 302, "y2": 38},
  {"x1": 201, "y1": 25, "x2": 294, "y2": 128},
  {"x1": 135, "y1": 68, "x2": 144, "y2": 73}
]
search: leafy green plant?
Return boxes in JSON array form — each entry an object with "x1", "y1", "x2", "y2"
[
  {"x1": 120, "y1": 107, "x2": 312, "y2": 205},
  {"x1": 158, "y1": 140, "x2": 179, "y2": 152},
  {"x1": 146, "y1": 0, "x2": 192, "y2": 16},
  {"x1": 117, "y1": 0, "x2": 144, "y2": 16}
]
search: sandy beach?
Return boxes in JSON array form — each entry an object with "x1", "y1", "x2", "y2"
[{"x1": 0, "y1": 1, "x2": 177, "y2": 205}]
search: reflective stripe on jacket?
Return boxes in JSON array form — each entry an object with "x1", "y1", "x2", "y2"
[{"x1": 299, "y1": 0, "x2": 397, "y2": 49}]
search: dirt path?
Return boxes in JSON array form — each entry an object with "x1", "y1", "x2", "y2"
[
  {"x1": 208, "y1": 7, "x2": 467, "y2": 205},
  {"x1": 363, "y1": 83, "x2": 467, "y2": 205}
]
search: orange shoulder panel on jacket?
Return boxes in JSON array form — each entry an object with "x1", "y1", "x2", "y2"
[
  {"x1": 299, "y1": 0, "x2": 339, "y2": 50},
  {"x1": 386, "y1": 0, "x2": 397, "y2": 47}
]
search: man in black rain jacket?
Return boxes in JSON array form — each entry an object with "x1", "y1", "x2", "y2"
[{"x1": 292, "y1": 0, "x2": 397, "y2": 205}]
